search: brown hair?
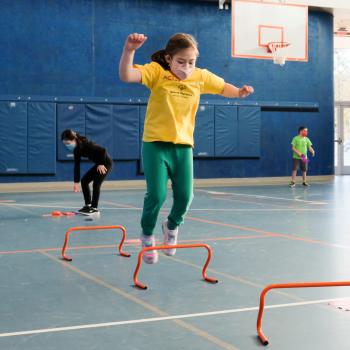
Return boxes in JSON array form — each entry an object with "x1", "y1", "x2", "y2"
[
  {"x1": 61, "y1": 129, "x2": 87, "y2": 144},
  {"x1": 151, "y1": 33, "x2": 199, "y2": 70}
]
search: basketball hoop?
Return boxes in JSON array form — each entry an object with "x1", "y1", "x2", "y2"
[{"x1": 267, "y1": 42, "x2": 290, "y2": 66}]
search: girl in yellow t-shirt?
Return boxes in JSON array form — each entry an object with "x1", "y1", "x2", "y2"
[{"x1": 119, "y1": 33, "x2": 254, "y2": 264}]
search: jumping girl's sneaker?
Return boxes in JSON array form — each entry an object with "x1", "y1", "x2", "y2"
[
  {"x1": 162, "y1": 220, "x2": 178, "y2": 256},
  {"x1": 288, "y1": 181, "x2": 296, "y2": 188},
  {"x1": 302, "y1": 182, "x2": 310, "y2": 187},
  {"x1": 140, "y1": 234, "x2": 159, "y2": 264}
]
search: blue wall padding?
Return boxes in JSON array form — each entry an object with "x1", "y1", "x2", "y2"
[
  {"x1": 85, "y1": 104, "x2": 113, "y2": 156},
  {"x1": 238, "y1": 106, "x2": 261, "y2": 157},
  {"x1": 0, "y1": 102, "x2": 27, "y2": 174},
  {"x1": 113, "y1": 105, "x2": 140, "y2": 160},
  {"x1": 0, "y1": 1, "x2": 334, "y2": 181},
  {"x1": 28, "y1": 102, "x2": 56, "y2": 174},
  {"x1": 214, "y1": 106, "x2": 238, "y2": 157},
  {"x1": 57, "y1": 103, "x2": 86, "y2": 160},
  {"x1": 194, "y1": 105, "x2": 215, "y2": 157},
  {"x1": 259, "y1": 110, "x2": 324, "y2": 175}
]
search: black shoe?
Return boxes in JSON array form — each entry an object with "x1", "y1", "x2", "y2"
[
  {"x1": 82, "y1": 207, "x2": 100, "y2": 216},
  {"x1": 78, "y1": 205, "x2": 91, "y2": 214},
  {"x1": 288, "y1": 181, "x2": 296, "y2": 188},
  {"x1": 302, "y1": 182, "x2": 310, "y2": 187}
]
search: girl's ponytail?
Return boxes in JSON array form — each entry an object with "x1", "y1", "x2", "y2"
[
  {"x1": 75, "y1": 132, "x2": 87, "y2": 144},
  {"x1": 151, "y1": 49, "x2": 169, "y2": 70}
]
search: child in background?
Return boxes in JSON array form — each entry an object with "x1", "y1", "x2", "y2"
[
  {"x1": 119, "y1": 33, "x2": 254, "y2": 263},
  {"x1": 289, "y1": 126, "x2": 315, "y2": 188},
  {"x1": 61, "y1": 129, "x2": 113, "y2": 215}
]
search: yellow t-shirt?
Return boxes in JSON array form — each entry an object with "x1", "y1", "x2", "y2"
[{"x1": 135, "y1": 62, "x2": 225, "y2": 146}]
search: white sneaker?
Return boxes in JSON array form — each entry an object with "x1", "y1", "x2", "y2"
[
  {"x1": 140, "y1": 234, "x2": 159, "y2": 264},
  {"x1": 162, "y1": 220, "x2": 178, "y2": 256}
]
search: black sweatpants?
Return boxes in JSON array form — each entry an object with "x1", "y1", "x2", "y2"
[{"x1": 81, "y1": 160, "x2": 112, "y2": 208}]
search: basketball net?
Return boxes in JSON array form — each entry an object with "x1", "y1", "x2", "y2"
[{"x1": 267, "y1": 42, "x2": 290, "y2": 66}]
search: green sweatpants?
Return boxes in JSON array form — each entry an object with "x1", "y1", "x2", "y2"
[{"x1": 141, "y1": 141, "x2": 194, "y2": 236}]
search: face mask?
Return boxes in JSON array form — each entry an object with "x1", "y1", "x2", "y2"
[
  {"x1": 65, "y1": 142, "x2": 76, "y2": 151},
  {"x1": 170, "y1": 60, "x2": 194, "y2": 80}
]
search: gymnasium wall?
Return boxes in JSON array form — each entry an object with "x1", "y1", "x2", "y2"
[{"x1": 0, "y1": 0, "x2": 334, "y2": 182}]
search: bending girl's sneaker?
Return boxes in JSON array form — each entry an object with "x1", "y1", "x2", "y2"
[
  {"x1": 162, "y1": 220, "x2": 178, "y2": 256},
  {"x1": 78, "y1": 205, "x2": 91, "y2": 214},
  {"x1": 80, "y1": 207, "x2": 100, "y2": 216},
  {"x1": 140, "y1": 234, "x2": 159, "y2": 264}
]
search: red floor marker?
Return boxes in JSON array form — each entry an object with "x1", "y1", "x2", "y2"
[
  {"x1": 257, "y1": 281, "x2": 350, "y2": 346},
  {"x1": 43, "y1": 211, "x2": 77, "y2": 217},
  {"x1": 61, "y1": 225, "x2": 131, "y2": 261},
  {"x1": 62, "y1": 211, "x2": 76, "y2": 216},
  {"x1": 133, "y1": 243, "x2": 218, "y2": 290}
]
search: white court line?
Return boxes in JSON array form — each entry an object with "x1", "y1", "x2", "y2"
[
  {"x1": 0, "y1": 203, "x2": 142, "y2": 210},
  {"x1": 0, "y1": 203, "x2": 335, "y2": 212},
  {"x1": 196, "y1": 189, "x2": 327, "y2": 205},
  {"x1": 0, "y1": 203, "x2": 80, "y2": 209},
  {"x1": 0, "y1": 297, "x2": 348, "y2": 338}
]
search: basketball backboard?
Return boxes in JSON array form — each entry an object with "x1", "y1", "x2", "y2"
[{"x1": 232, "y1": 0, "x2": 308, "y2": 62}]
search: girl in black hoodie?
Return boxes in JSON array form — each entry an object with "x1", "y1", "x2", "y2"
[{"x1": 61, "y1": 129, "x2": 112, "y2": 215}]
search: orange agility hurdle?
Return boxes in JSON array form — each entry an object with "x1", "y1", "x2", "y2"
[
  {"x1": 133, "y1": 243, "x2": 218, "y2": 290},
  {"x1": 257, "y1": 280, "x2": 350, "y2": 345},
  {"x1": 61, "y1": 225, "x2": 131, "y2": 261}
]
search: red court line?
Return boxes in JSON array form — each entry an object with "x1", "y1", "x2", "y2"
[
  {"x1": 185, "y1": 215, "x2": 347, "y2": 249},
  {"x1": 101, "y1": 200, "x2": 138, "y2": 209},
  {"x1": 0, "y1": 234, "x2": 269, "y2": 256},
  {"x1": 0, "y1": 247, "x2": 58, "y2": 254},
  {"x1": 211, "y1": 196, "x2": 295, "y2": 209},
  {"x1": 102, "y1": 200, "x2": 348, "y2": 250},
  {"x1": 188, "y1": 235, "x2": 267, "y2": 243},
  {"x1": 186, "y1": 216, "x2": 275, "y2": 235}
]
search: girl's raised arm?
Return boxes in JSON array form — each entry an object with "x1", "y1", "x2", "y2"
[{"x1": 119, "y1": 33, "x2": 147, "y2": 83}]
